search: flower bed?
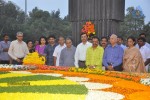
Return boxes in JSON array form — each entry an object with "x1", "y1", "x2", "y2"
[
  {"x1": 50, "y1": 70, "x2": 150, "y2": 100},
  {"x1": 0, "y1": 72, "x2": 88, "y2": 100},
  {"x1": 0, "y1": 64, "x2": 150, "y2": 84},
  {"x1": 0, "y1": 69, "x2": 150, "y2": 100}
]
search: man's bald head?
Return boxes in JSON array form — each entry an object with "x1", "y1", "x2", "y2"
[{"x1": 110, "y1": 34, "x2": 118, "y2": 45}]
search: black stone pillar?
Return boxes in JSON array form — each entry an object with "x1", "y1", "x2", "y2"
[{"x1": 69, "y1": 0, "x2": 125, "y2": 45}]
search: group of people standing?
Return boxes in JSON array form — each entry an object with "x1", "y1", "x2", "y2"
[{"x1": 0, "y1": 32, "x2": 150, "y2": 73}]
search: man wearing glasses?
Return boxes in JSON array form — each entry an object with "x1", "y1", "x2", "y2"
[{"x1": 8, "y1": 32, "x2": 29, "y2": 64}]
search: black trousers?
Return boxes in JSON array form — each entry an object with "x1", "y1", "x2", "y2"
[
  {"x1": 79, "y1": 61, "x2": 87, "y2": 68},
  {"x1": 12, "y1": 58, "x2": 24, "y2": 65},
  {"x1": 106, "y1": 64, "x2": 123, "y2": 71},
  {"x1": 113, "y1": 64, "x2": 123, "y2": 71},
  {"x1": 0, "y1": 60, "x2": 10, "y2": 64}
]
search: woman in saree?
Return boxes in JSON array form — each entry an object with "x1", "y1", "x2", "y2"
[{"x1": 123, "y1": 36, "x2": 145, "y2": 73}]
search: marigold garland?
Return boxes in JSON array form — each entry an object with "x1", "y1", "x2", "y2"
[
  {"x1": 0, "y1": 68, "x2": 12, "y2": 71},
  {"x1": 81, "y1": 21, "x2": 95, "y2": 37}
]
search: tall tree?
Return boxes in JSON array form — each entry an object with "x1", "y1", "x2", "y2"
[
  {"x1": 23, "y1": 8, "x2": 71, "y2": 41},
  {"x1": 142, "y1": 22, "x2": 150, "y2": 42},
  {"x1": 119, "y1": 6, "x2": 145, "y2": 39},
  {"x1": 0, "y1": 0, "x2": 25, "y2": 40},
  {"x1": 0, "y1": 1, "x2": 71, "y2": 41}
]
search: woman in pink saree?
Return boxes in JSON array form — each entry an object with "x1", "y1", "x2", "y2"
[{"x1": 123, "y1": 37, "x2": 145, "y2": 73}]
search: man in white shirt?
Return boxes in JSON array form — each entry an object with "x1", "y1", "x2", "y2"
[
  {"x1": 53, "y1": 36, "x2": 66, "y2": 66},
  {"x1": 137, "y1": 37, "x2": 150, "y2": 72},
  {"x1": 136, "y1": 33, "x2": 150, "y2": 49},
  {"x1": 8, "y1": 32, "x2": 29, "y2": 65},
  {"x1": 74, "y1": 33, "x2": 92, "y2": 68}
]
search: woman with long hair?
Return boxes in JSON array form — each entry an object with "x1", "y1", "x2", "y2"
[{"x1": 35, "y1": 36, "x2": 47, "y2": 55}]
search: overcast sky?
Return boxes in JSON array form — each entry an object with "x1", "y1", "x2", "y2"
[{"x1": 6, "y1": 0, "x2": 150, "y2": 24}]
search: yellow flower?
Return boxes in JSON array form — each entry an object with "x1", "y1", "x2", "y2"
[
  {"x1": 0, "y1": 73, "x2": 32, "y2": 79},
  {"x1": 0, "y1": 93, "x2": 86, "y2": 100},
  {"x1": 23, "y1": 52, "x2": 45, "y2": 65},
  {"x1": 0, "y1": 79, "x2": 78, "y2": 87}
]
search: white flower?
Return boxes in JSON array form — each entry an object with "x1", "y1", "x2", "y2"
[
  {"x1": 37, "y1": 73, "x2": 63, "y2": 77},
  {"x1": 10, "y1": 71, "x2": 32, "y2": 74},
  {"x1": 64, "y1": 77, "x2": 89, "y2": 82},
  {"x1": 86, "y1": 90, "x2": 125, "y2": 100},
  {"x1": 140, "y1": 78, "x2": 150, "y2": 86},
  {"x1": 79, "y1": 82, "x2": 112, "y2": 90}
]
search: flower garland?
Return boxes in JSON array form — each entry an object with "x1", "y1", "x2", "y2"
[
  {"x1": 81, "y1": 21, "x2": 95, "y2": 37},
  {"x1": 0, "y1": 64, "x2": 149, "y2": 84}
]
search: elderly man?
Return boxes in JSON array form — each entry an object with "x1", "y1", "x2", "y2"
[
  {"x1": 86, "y1": 36, "x2": 104, "y2": 70},
  {"x1": 103, "y1": 34, "x2": 124, "y2": 71},
  {"x1": 53, "y1": 36, "x2": 66, "y2": 66},
  {"x1": 59, "y1": 37, "x2": 76, "y2": 66},
  {"x1": 8, "y1": 32, "x2": 29, "y2": 65}
]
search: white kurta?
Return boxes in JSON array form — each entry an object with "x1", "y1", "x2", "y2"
[{"x1": 53, "y1": 44, "x2": 66, "y2": 66}]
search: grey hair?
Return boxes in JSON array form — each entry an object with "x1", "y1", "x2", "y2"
[{"x1": 16, "y1": 32, "x2": 23, "y2": 36}]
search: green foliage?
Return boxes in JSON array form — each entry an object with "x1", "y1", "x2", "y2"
[
  {"x1": 142, "y1": 22, "x2": 150, "y2": 42},
  {"x1": 119, "y1": 7, "x2": 146, "y2": 40},
  {"x1": 0, "y1": 0, "x2": 71, "y2": 41},
  {"x1": 0, "y1": 0, "x2": 26, "y2": 39}
]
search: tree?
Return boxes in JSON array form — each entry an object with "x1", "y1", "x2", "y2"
[
  {"x1": 0, "y1": 0, "x2": 25, "y2": 40},
  {"x1": 0, "y1": 0, "x2": 71, "y2": 41},
  {"x1": 142, "y1": 22, "x2": 150, "y2": 42},
  {"x1": 51, "y1": 9, "x2": 60, "y2": 19},
  {"x1": 0, "y1": 0, "x2": 72, "y2": 41},
  {"x1": 23, "y1": 8, "x2": 71, "y2": 41},
  {"x1": 119, "y1": 6, "x2": 145, "y2": 39}
]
